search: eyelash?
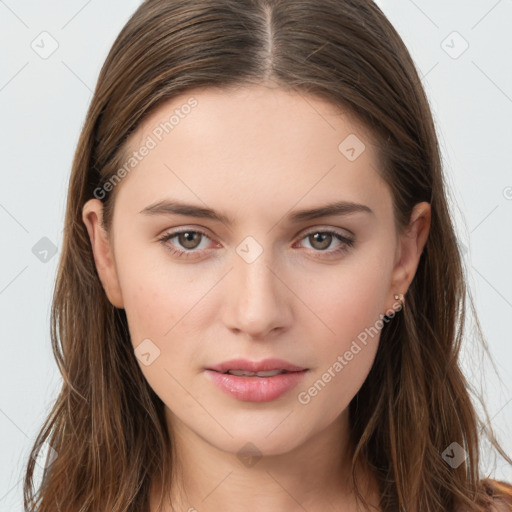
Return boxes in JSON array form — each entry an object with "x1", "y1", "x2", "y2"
[{"x1": 156, "y1": 228, "x2": 355, "y2": 260}]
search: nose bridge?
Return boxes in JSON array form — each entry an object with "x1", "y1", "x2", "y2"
[{"x1": 223, "y1": 236, "x2": 290, "y2": 337}]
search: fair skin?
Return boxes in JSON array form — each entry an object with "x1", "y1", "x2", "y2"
[{"x1": 82, "y1": 84, "x2": 431, "y2": 512}]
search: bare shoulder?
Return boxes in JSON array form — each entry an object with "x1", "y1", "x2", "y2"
[
  {"x1": 488, "y1": 496, "x2": 512, "y2": 512},
  {"x1": 489, "y1": 500, "x2": 512, "y2": 512},
  {"x1": 484, "y1": 479, "x2": 512, "y2": 512}
]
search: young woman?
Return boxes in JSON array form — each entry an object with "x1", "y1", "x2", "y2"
[{"x1": 24, "y1": 1, "x2": 512, "y2": 511}]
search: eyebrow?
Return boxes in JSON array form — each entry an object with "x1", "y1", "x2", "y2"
[{"x1": 139, "y1": 199, "x2": 374, "y2": 225}]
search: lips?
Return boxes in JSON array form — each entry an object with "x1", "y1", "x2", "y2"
[
  {"x1": 205, "y1": 364, "x2": 309, "y2": 402},
  {"x1": 206, "y1": 357, "x2": 307, "y2": 374},
  {"x1": 204, "y1": 358, "x2": 309, "y2": 401}
]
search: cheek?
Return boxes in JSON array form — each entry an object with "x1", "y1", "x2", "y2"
[
  {"x1": 294, "y1": 255, "x2": 390, "y2": 342},
  {"x1": 115, "y1": 238, "x2": 200, "y2": 342},
  {"x1": 116, "y1": 257, "x2": 208, "y2": 406},
  {"x1": 115, "y1": 244, "x2": 220, "y2": 385},
  {"x1": 292, "y1": 254, "x2": 390, "y2": 413}
]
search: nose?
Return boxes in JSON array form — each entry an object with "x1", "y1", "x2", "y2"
[{"x1": 221, "y1": 247, "x2": 293, "y2": 340}]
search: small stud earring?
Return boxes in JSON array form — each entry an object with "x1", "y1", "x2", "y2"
[{"x1": 394, "y1": 293, "x2": 405, "y2": 312}]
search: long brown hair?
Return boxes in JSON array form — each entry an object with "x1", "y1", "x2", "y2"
[{"x1": 23, "y1": 0, "x2": 512, "y2": 510}]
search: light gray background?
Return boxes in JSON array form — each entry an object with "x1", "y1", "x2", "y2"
[{"x1": 1, "y1": 0, "x2": 511, "y2": 510}]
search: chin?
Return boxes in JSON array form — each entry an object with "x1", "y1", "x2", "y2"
[{"x1": 204, "y1": 421, "x2": 307, "y2": 458}]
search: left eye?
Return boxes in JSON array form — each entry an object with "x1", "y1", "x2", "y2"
[{"x1": 297, "y1": 230, "x2": 354, "y2": 252}]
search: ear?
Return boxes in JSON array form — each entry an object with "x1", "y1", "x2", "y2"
[
  {"x1": 387, "y1": 201, "x2": 431, "y2": 312},
  {"x1": 82, "y1": 199, "x2": 124, "y2": 308}
]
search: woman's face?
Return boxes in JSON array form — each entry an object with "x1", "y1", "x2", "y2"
[{"x1": 83, "y1": 84, "x2": 430, "y2": 457}]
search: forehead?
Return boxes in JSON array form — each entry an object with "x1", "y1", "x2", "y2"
[
  {"x1": 131, "y1": 84, "x2": 374, "y2": 156},
  {"x1": 115, "y1": 85, "x2": 391, "y2": 219}
]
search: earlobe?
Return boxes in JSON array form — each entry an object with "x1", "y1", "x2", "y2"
[
  {"x1": 387, "y1": 202, "x2": 431, "y2": 310},
  {"x1": 82, "y1": 199, "x2": 124, "y2": 309}
]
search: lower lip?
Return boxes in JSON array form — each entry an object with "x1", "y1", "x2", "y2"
[{"x1": 205, "y1": 369, "x2": 308, "y2": 402}]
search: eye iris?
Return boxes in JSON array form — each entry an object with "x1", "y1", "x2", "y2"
[
  {"x1": 310, "y1": 232, "x2": 332, "y2": 250},
  {"x1": 179, "y1": 232, "x2": 201, "y2": 249}
]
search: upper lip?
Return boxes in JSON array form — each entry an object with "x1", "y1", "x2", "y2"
[{"x1": 206, "y1": 358, "x2": 307, "y2": 373}]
